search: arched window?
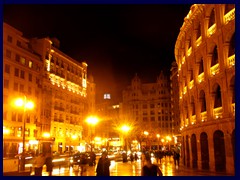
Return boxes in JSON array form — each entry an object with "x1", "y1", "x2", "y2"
[
  {"x1": 196, "y1": 22, "x2": 201, "y2": 39},
  {"x1": 229, "y1": 33, "x2": 235, "y2": 57},
  {"x1": 214, "y1": 85, "x2": 222, "y2": 108},
  {"x1": 209, "y1": 8, "x2": 215, "y2": 27},
  {"x1": 200, "y1": 90, "x2": 206, "y2": 112},
  {"x1": 211, "y1": 46, "x2": 218, "y2": 66},
  {"x1": 199, "y1": 58, "x2": 204, "y2": 74},
  {"x1": 224, "y1": 4, "x2": 235, "y2": 14}
]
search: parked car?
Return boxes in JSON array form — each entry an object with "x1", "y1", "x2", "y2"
[{"x1": 69, "y1": 152, "x2": 91, "y2": 166}]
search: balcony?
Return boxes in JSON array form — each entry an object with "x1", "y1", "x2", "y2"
[
  {"x1": 191, "y1": 115, "x2": 196, "y2": 125},
  {"x1": 187, "y1": 47, "x2": 192, "y2": 57},
  {"x1": 198, "y1": 72, "x2": 204, "y2": 83},
  {"x1": 200, "y1": 111, "x2": 207, "y2": 122},
  {"x1": 214, "y1": 106, "x2": 223, "y2": 119},
  {"x1": 195, "y1": 36, "x2": 202, "y2": 47},
  {"x1": 189, "y1": 80, "x2": 194, "y2": 89},
  {"x1": 228, "y1": 54, "x2": 235, "y2": 67},
  {"x1": 232, "y1": 103, "x2": 235, "y2": 116},
  {"x1": 207, "y1": 24, "x2": 216, "y2": 37},
  {"x1": 224, "y1": 8, "x2": 235, "y2": 24},
  {"x1": 183, "y1": 86, "x2": 187, "y2": 94},
  {"x1": 210, "y1": 63, "x2": 220, "y2": 76}
]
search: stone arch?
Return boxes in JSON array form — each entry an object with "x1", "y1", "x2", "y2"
[
  {"x1": 191, "y1": 133, "x2": 198, "y2": 168},
  {"x1": 200, "y1": 132, "x2": 209, "y2": 170},
  {"x1": 199, "y1": 90, "x2": 206, "y2": 113},
  {"x1": 228, "y1": 32, "x2": 235, "y2": 57},
  {"x1": 213, "y1": 130, "x2": 226, "y2": 172},
  {"x1": 229, "y1": 75, "x2": 235, "y2": 103},
  {"x1": 212, "y1": 83, "x2": 222, "y2": 108},
  {"x1": 208, "y1": 7, "x2": 216, "y2": 28},
  {"x1": 211, "y1": 45, "x2": 218, "y2": 66},
  {"x1": 191, "y1": 95, "x2": 196, "y2": 116}
]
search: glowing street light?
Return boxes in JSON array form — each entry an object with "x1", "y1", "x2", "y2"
[
  {"x1": 14, "y1": 96, "x2": 34, "y2": 171},
  {"x1": 86, "y1": 116, "x2": 99, "y2": 152},
  {"x1": 120, "y1": 125, "x2": 131, "y2": 151},
  {"x1": 156, "y1": 134, "x2": 160, "y2": 150}
]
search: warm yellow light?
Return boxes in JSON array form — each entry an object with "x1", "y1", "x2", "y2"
[
  {"x1": 86, "y1": 116, "x2": 99, "y2": 125},
  {"x1": 156, "y1": 134, "x2": 160, "y2": 138},
  {"x1": 121, "y1": 125, "x2": 130, "y2": 132},
  {"x1": 71, "y1": 135, "x2": 77, "y2": 139},
  {"x1": 14, "y1": 98, "x2": 34, "y2": 110},
  {"x1": 3, "y1": 127, "x2": 10, "y2": 135},
  {"x1": 42, "y1": 132, "x2": 50, "y2": 138},
  {"x1": 144, "y1": 131, "x2": 149, "y2": 136}
]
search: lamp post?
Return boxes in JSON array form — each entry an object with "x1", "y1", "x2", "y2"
[
  {"x1": 156, "y1": 134, "x2": 160, "y2": 150},
  {"x1": 86, "y1": 116, "x2": 98, "y2": 152},
  {"x1": 14, "y1": 96, "x2": 34, "y2": 171},
  {"x1": 121, "y1": 125, "x2": 130, "y2": 151},
  {"x1": 143, "y1": 131, "x2": 149, "y2": 150}
]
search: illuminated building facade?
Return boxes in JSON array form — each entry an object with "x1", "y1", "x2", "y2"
[
  {"x1": 174, "y1": 4, "x2": 235, "y2": 174},
  {"x1": 3, "y1": 22, "x2": 96, "y2": 156},
  {"x1": 122, "y1": 72, "x2": 172, "y2": 144},
  {"x1": 170, "y1": 61, "x2": 181, "y2": 139}
]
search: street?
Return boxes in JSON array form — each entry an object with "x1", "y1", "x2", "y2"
[{"x1": 37, "y1": 156, "x2": 233, "y2": 176}]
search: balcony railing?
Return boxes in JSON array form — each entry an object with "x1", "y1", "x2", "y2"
[
  {"x1": 195, "y1": 36, "x2": 202, "y2": 47},
  {"x1": 198, "y1": 72, "x2": 204, "y2": 83},
  {"x1": 207, "y1": 23, "x2": 216, "y2": 37},
  {"x1": 210, "y1": 63, "x2": 220, "y2": 76},
  {"x1": 187, "y1": 47, "x2": 192, "y2": 56},
  {"x1": 201, "y1": 111, "x2": 207, "y2": 122},
  {"x1": 224, "y1": 8, "x2": 235, "y2": 24},
  {"x1": 228, "y1": 54, "x2": 235, "y2": 67},
  {"x1": 183, "y1": 86, "x2": 187, "y2": 94},
  {"x1": 232, "y1": 103, "x2": 235, "y2": 115},
  {"x1": 191, "y1": 115, "x2": 196, "y2": 125},
  {"x1": 189, "y1": 80, "x2": 194, "y2": 89},
  {"x1": 214, "y1": 106, "x2": 223, "y2": 119}
]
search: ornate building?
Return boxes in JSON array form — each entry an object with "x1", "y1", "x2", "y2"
[
  {"x1": 122, "y1": 72, "x2": 172, "y2": 149},
  {"x1": 3, "y1": 22, "x2": 96, "y2": 156},
  {"x1": 174, "y1": 4, "x2": 235, "y2": 174}
]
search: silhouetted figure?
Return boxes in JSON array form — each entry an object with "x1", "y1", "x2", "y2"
[
  {"x1": 96, "y1": 151, "x2": 111, "y2": 176},
  {"x1": 141, "y1": 154, "x2": 163, "y2": 176},
  {"x1": 34, "y1": 153, "x2": 45, "y2": 176}
]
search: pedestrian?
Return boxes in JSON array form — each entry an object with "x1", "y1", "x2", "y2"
[
  {"x1": 173, "y1": 151, "x2": 180, "y2": 167},
  {"x1": 96, "y1": 151, "x2": 111, "y2": 176},
  {"x1": 34, "y1": 153, "x2": 45, "y2": 176},
  {"x1": 130, "y1": 152, "x2": 134, "y2": 162},
  {"x1": 89, "y1": 151, "x2": 96, "y2": 166},
  {"x1": 45, "y1": 152, "x2": 53, "y2": 176},
  {"x1": 134, "y1": 152, "x2": 138, "y2": 161},
  {"x1": 141, "y1": 154, "x2": 163, "y2": 176},
  {"x1": 79, "y1": 153, "x2": 88, "y2": 176}
]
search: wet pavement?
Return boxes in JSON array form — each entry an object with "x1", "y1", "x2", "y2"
[{"x1": 36, "y1": 156, "x2": 234, "y2": 176}]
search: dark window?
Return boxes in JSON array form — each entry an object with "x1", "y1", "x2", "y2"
[
  {"x1": 4, "y1": 79, "x2": 9, "y2": 89},
  {"x1": 7, "y1": 35, "x2": 12, "y2": 43},
  {"x1": 14, "y1": 68, "x2": 19, "y2": 77},
  {"x1": 20, "y1": 70, "x2": 25, "y2": 79},
  {"x1": 6, "y1": 49, "x2": 11, "y2": 58},
  {"x1": 5, "y1": 64, "x2": 10, "y2": 74}
]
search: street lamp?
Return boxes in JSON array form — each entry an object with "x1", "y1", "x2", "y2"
[
  {"x1": 86, "y1": 116, "x2": 99, "y2": 152},
  {"x1": 121, "y1": 125, "x2": 130, "y2": 151},
  {"x1": 156, "y1": 134, "x2": 160, "y2": 150},
  {"x1": 14, "y1": 96, "x2": 34, "y2": 171},
  {"x1": 143, "y1": 131, "x2": 149, "y2": 150}
]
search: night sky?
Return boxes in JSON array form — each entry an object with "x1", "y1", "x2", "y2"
[{"x1": 3, "y1": 3, "x2": 192, "y2": 102}]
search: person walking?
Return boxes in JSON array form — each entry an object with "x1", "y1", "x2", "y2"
[
  {"x1": 45, "y1": 152, "x2": 53, "y2": 176},
  {"x1": 96, "y1": 151, "x2": 111, "y2": 176},
  {"x1": 141, "y1": 154, "x2": 163, "y2": 176},
  {"x1": 173, "y1": 151, "x2": 180, "y2": 167},
  {"x1": 34, "y1": 153, "x2": 45, "y2": 176}
]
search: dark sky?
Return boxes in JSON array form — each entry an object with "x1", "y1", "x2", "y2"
[{"x1": 3, "y1": 4, "x2": 191, "y2": 102}]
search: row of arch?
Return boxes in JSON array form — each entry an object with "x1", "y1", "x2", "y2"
[{"x1": 182, "y1": 129, "x2": 235, "y2": 172}]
